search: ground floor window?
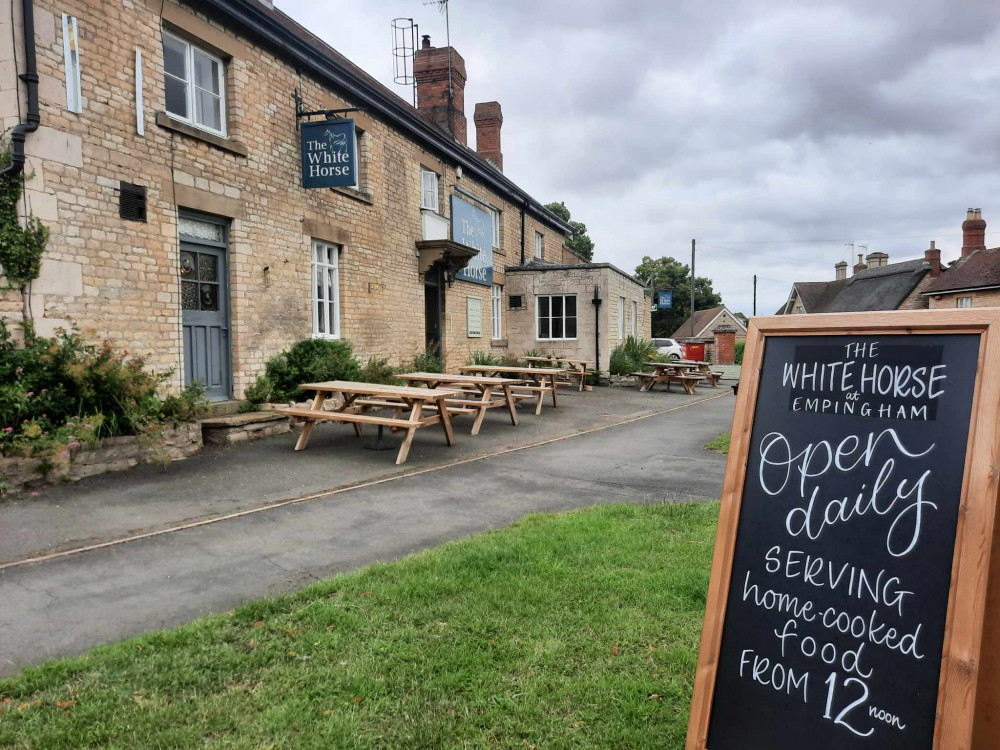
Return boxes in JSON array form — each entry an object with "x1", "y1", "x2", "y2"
[
  {"x1": 631, "y1": 300, "x2": 638, "y2": 336},
  {"x1": 311, "y1": 240, "x2": 341, "y2": 338},
  {"x1": 537, "y1": 294, "x2": 577, "y2": 340},
  {"x1": 492, "y1": 284, "x2": 503, "y2": 339},
  {"x1": 956, "y1": 296, "x2": 973, "y2": 308}
]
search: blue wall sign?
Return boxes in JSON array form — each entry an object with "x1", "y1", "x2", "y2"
[
  {"x1": 451, "y1": 195, "x2": 493, "y2": 286},
  {"x1": 300, "y1": 119, "x2": 357, "y2": 189},
  {"x1": 658, "y1": 290, "x2": 673, "y2": 309}
]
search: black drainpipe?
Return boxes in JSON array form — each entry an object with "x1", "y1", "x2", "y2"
[
  {"x1": 1, "y1": 0, "x2": 40, "y2": 179},
  {"x1": 519, "y1": 203, "x2": 526, "y2": 266},
  {"x1": 592, "y1": 285, "x2": 602, "y2": 375}
]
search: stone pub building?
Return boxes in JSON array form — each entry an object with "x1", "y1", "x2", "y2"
[{"x1": 2, "y1": 0, "x2": 650, "y2": 400}]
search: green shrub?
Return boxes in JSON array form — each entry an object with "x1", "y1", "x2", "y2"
[
  {"x1": 521, "y1": 348, "x2": 544, "y2": 359},
  {"x1": 248, "y1": 338, "x2": 362, "y2": 404},
  {"x1": 735, "y1": 341, "x2": 745, "y2": 365},
  {"x1": 159, "y1": 382, "x2": 210, "y2": 423},
  {"x1": 359, "y1": 356, "x2": 400, "y2": 386},
  {"x1": 241, "y1": 375, "x2": 274, "y2": 411},
  {"x1": 609, "y1": 347, "x2": 639, "y2": 376},
  {"x1": 620, "y1": 335, "x2": 659, "y2": 364},
  {"x1": 411, "y1": 349, "x2": 444, "y2": 374},
  {"x1": 467, "y1": 350, "x2": 500, "y2": 366}
]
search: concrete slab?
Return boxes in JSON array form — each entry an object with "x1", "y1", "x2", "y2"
[{"x1": 0, "y1": 392, "x2": 735, "y2": 676}]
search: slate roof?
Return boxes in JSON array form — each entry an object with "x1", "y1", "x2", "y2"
[
  {"x1": 779, "y1": 259, "x2": 929, "y2": 314},
  {"x1": 922, "y1": 248, "x2": 1000, "y2": 294},
  {"x1": 670, "y1": 306, "x2": 746, "y2": 338}
]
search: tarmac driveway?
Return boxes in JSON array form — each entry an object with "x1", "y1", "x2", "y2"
[{"x1": 0, "y1": 390, "x2": 734, "y2": 676}]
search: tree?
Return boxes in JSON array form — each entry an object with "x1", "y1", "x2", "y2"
[
  {"x1": 544, "y1": 201, "x2": 595, "y2": 261},
  {"x1": 634, "y1": 255, "x2": 722, "y2": 338}
]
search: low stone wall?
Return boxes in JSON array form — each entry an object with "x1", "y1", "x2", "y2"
[
  {"x1": 0, "y1": 423, "x2": 203, "y2": 491},
  {"x1": 201, "y1": 412, "x2": 290, "y2": 446},
  {"x1": 609, "y1": 374, "x2": 639, "y2": 387}
]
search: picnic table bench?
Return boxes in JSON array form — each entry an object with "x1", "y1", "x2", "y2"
[
  {"x1": 632, "y1": 362, "x2": 703, "y2": 394},
  {"x1": 459, "y1": 365, "x2": 564, "y2": 415},
  {"x1": 274, "y1": 380, "x2": 461, "y2": 465},
  {"x1": 397, "y1": 372, "x2": 522, "y2": 435},
  {"x1": 522, "y1": 356, "x2": 594, "y2": 392},
  {"x1": 676, "y1": 359, "x2": 724, "y2": 387}
]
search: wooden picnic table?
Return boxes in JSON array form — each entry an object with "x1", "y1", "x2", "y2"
[
  {"x1": 522, "y1": 356, "x2": 594, "y2": 392},
  {"x1": 632, "y1": 361, "x2": 704, "y2": 394},
  {"x1": 397, "y1": 372, "x2": 522, "y2": 435},
  {"x1": 674, "y1": 360, "x2": 723, "y2": 386},
  {"x1": 274, "y1": 380, "x2": 461, "y2": 465},
  {"x1": 459, "y1": 365, "x2": 564, "y2": 415}
]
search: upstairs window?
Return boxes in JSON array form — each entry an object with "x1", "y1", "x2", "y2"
[
  {"x1": 957, "y1": 296, "x2": 973, "y2": 309},
  {"x1": 535, "y1": 231, "x2": 543, "y2": 259},
  {"x1": 492, "y1": 209, "x2": 501, "y2": 248},
  {"x1": 420, "y1": 168, "x2": 439, "y2": 211},
  {"x1": 163, "y1": 31, "x2": 226, "y2": 136}
]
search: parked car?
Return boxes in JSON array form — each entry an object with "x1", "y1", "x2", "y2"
[{"x1": 653, "y1": 338, "x2": 683, "y2": 360}]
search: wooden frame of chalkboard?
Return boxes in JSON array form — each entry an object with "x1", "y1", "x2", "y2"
[{"x1": 685, "y1": 308, "x2": 1000, "y2": 750}]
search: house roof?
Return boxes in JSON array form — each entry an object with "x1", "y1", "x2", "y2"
[
  {"x1": 779, "y1": 259, "x2": 929, "y2": 314},
  {"x1": 506, "y1": 259, "x2": 647, "y2": 288},
  {"x1": 198, "y1": 0, "x2": 573, "y2": 236},
  {"x1": 922, "y1": 248, "x2": 1000, "y2": 295},
  {"x1": 670, "y1": 306, "x2": 746, "y2": 339}
]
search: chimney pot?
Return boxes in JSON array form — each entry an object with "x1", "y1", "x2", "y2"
[
  {"x1": 834, "y1": 260, "x2": 848, "y2": 281},
  {"x1": 853, "y1": 253, "x2": 868, "y2": 276},
  {"x1": 421, "y1": 35, "x2": 431, "y2": 49}
]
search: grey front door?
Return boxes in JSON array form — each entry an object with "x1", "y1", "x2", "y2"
[{"x1": 179, "y1": 215, "x2": 231, "y2": 401}]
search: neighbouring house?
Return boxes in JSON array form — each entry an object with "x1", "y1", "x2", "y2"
[
  {"x1": 1, "y1": 0, "x2": 592, "y2": 401},
  {"x1": 920, "y1": 209, "x2": 1000, "y2": 309},
  {"x1": 670, "y1": 306, "x2": 748, "y2": 342},
  {"x1": 775, "y1": 208, "x2": 1000, "y2": 317},
  {"x1": 504, "y1": 259, "x2": 651, "y2": 373}
]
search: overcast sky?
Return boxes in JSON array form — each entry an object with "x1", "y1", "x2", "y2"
[{"x1": 281, "y1": 0, "x2": 1000, "y2": 316}]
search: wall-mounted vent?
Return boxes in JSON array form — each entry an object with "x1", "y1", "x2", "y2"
[
  {"x1": 508, "y1": 294, "x2": 523, "y2": 310},
  {"x1": 119, "y1": 181, "x2": 147, "y2": 222}
]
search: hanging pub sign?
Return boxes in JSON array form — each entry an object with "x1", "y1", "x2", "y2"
[
  {"x1": 686, "y1": 309, "x2": 1000, "y2": 750},
  {"x1": 300, "y1": 119, "x2": 357, "y2": 189},
  {"x1": 658, "y1": 290, "x2": 673, "y2": 309},
  {"x1": 451, "y1": 195, "x2": 493, "y2": 286}
]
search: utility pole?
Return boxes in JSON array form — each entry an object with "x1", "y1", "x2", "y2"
[
  {"x1": 753, "y1": 274, "x2": 757, "y2": 317},
  {"x1": 690, "y1": 239, "x2": 696, "y2": 337}
]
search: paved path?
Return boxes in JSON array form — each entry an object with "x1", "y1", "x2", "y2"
[{"x1": 0, "y1": 393, "x2": 734, "y2": 676}]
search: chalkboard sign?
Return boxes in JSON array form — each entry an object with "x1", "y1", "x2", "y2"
[{"x1": 687, "y1": 310, "x2": 1000, "y2": 750}]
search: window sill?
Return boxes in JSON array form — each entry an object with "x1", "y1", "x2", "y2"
[
  {"x1": 536, "y1": 338, "x2": 579, "y2": 343},
  {"x1": 156, "y1": 112, "x2": 248, "y2": 157},
  {"x1": 311, "y1": 332, "x2": 342, "y2": 341},
  {"x1": 334, "y1": 186, "x2": 375, "y2": 205}
]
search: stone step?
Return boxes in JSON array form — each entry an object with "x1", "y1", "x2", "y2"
[{"x1": 199, "y1": 411, "x2": 290, "y2": 446}]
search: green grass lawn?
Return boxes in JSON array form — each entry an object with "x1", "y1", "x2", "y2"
[
  {"x1": 705, "y1": 433, "x2": 731, "y2": 455},
  {"x1": 0, "y1": 503, "x2": 718, "y2": 749}
]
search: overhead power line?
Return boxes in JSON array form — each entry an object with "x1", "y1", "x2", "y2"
[{"x1": 700, "y1": 231, "x2": 1000, "y2": 246}]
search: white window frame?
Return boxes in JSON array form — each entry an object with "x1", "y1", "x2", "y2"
[
  {"x1": 957, "y1": 296, "x2": 973, "y2": 309},
  {"x1": 631, "y1": 300, "x2": 638, "y2": 337},
  {"x1": 311, "y1": 240, "x2": 341, "y2": 339},
  {"x1": 162, "y1": 30, "x2": 227, "y2": 137},
  {"x1": 420, "y1": 168, "x2": 439, "y2": 212},
  {"x1": 491, "y1": 284, "x2": 503, "y2": 339},
  {"x1": 534, "y1": 231, "x2": 543, "y2": 259},
  {"x1": 492, "y1": 209, "x2": 501, "y2": 249},
  {"x1": 536, "y1": 294, "x2": 578, "y2": 341},
  {"x1": 618, "y1": 297, "x2": 625, "y2": 339},
  {"x1": 62, "y1": 14, "x2": 82, "y2": 113}
]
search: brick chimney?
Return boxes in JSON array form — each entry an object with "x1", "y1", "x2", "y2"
[
  {"x1": 414, "y1": 35, "x2": 467, "y2": 145},
  {"x1": 853, "y1": 253, "x2": 868, "y2": 275},
  {"x1": 474, "y1": 101, "x2": 503, "y2": 171},
  {"x1": 925, "y1": 240, "x2": 941, "y2": 277},
  {"x1": 962, "y1": 207, "x2": 986, "y2": 258},
  {"x1": 834, "y1": 260, "x2": 848, "y2": 280}
]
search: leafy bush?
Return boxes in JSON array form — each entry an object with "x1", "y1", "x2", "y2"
[
  {"x1": 608, "y1": 336, "x2": 660, "y2": 375},
  {"x1": 241, "y1": 376, "x2": 274, "y2": 411},
  {"x1": 159, "y1": 381, "x2": 210, "y2": 423},
  {"x1": 246, "y1": 338, "x2": 362, "y2": 404},
  {"x1": 521, "y1": 348, "x2": 544, "y2": 359},
  {"x1": 467, "y1": 350, "x2": 500, "y2": 366},
  {"x1": 411, "y1": 349, "x2": 444, "y2": 374},
  {"x1": 359, "y1": 356, "x2": 400, "y2": 386},
  {"x1": 735, "y1": 341, "x2": 745, "y2": 365},
  {"x1": 0, "y1": 321, "x2": 204, "y2": 456}
]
